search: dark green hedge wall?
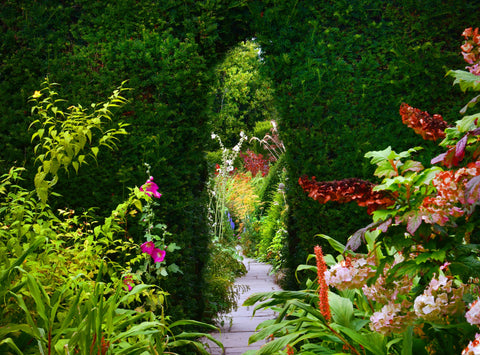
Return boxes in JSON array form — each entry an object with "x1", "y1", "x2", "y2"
[
  {"x1": 0, "y1": 0, "x2": 250, "y2": 320},
  {"x1": 3, "y1": 0, "x2": 479, "y2": 310},
  {"x1": 249, "y1": 0, "x2": 480, "y2": 287}
]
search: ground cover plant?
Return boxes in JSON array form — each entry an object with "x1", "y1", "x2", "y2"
[
  {"x1": 0, "y1": 82, "x2": 221, "y2": 354},
  {"x1": 244, "y1": 27, "x2": 480, "y2": 355}
]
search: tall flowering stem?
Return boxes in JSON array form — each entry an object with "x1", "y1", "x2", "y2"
[
  {"x1": 209, "y1": 132, "x2": 247, "y2": 243},
  {"x1": 314, "y1": 245, "x2": 331, "y2": 322},
  {"x1": 315, "y1": 247, "x2": 362, "y2": 354}
]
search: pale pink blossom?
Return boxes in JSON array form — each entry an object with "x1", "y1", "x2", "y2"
[
  {"x1": 325, "y1": 255, "x2": 376, "y2": 291},
  {"x1": 466, "y1": 299, "x2": 480, "y2": 326},
  {"x1": 362, "y1": 258, "x2": 412, "y2": 305},
  {"x1": 413, "y1": 274, "x2": 467, "y2": 323},
  {"x1": 462, "y1": 333, "x2": 480, "y2": 355},
  {"x1": 369, "y1": 301, "x2": 415, "y2": 335}
]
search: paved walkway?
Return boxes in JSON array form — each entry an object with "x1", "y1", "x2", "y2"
[{"x1": 203, "y1": 256, "x2": 281, "y2": 355}]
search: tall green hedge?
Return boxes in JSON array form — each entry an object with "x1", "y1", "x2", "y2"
[
  {"x1": 0, "y1": 0, "x2": 251, "y2": 320},
  {"x1": 3, "y1": 0, "x2": 479, "y2": 310},
  {"x1": 249, "y1": 0, "x2": 480, "y2": 287}
]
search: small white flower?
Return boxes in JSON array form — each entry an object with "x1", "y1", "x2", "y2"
[
  {"x1": 240, "y1": 131, "x2": 247, "y2": 139},
  {"x1": 232, "y1": 145, "x2": 240, "y2": 152},
  {"x1": 211, "y1": 133, "x2": 217, "y2": 139}
]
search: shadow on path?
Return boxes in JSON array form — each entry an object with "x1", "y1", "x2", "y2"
[{"x1": 203, "y1": 256, "x2": 281, "y2": 355}]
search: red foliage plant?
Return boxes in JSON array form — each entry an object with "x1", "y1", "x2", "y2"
[
  {"x1": 240, "y1": 149, "x2": 272, "y2": 177},
  {"x1": 298, "y1": 176, "x2": 396, "y2": 214},
  {"x1": 399, "y1": 103, "x2": 449, "y2": 141}
]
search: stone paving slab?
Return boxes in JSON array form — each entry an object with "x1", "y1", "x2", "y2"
[{"x1": 202, "y1": 256, "x2": 281, "y2": 354}]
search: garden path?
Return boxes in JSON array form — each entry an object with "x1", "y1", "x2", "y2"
[{"x1": 203, "y1": 256, "x2": 281, "y2": 355}]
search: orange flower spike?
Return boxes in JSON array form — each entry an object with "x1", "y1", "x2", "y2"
[{"x1": 314, "y1": 245, "x2": 331, "y2": 321}]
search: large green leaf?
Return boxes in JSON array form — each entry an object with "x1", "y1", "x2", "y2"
[
  {"x1": 447, "y1": 69, "x2": 480, "y2": 92},
  {"x1": 256, "y1": 332, "x2": 301, "y2": 355},
  {"x1": 334, "y1": 324, "x2": 387, "y2": 354},
  {"x1": 328, "y1": 292, "x2": 354, "y2": 328},
  {"x1": 316, "y1": 234, "x2": 347, "y2": 254}
]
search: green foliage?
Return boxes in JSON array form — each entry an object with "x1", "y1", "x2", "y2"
[
  {"x1": 256, "y1": 154, "x2": 286, "y2": 215},
  {"x1": 203, "y1": 244, "x2": 247, "y2": 323},
  {"x1": 29, "y1": 78, "x2": 129, "y2": 204},
  {"x1": 257, "y1": 184, "x2": 288, "y2": 272},
  {"x1": 0, "y1": 83, "x2": 222, "y2": 354},
  {"x1": 209, "y1": 41, "x2": 276, "y2": 147},
  {"x1": 2, "y1": 274, "x2": 221, "y2": 354}
]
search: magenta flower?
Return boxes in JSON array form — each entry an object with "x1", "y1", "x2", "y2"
[
  {"x1": 141, "y1": 241, "x2": 155, "y2": 254},
  {"x1": 140, "y1": 176, "x2": 162, "y2": 198},
  {"x1": 123, "y1": 275, "x2": 134, "y2": 291},
  {"x1": 151, "y1": 248, "x2": 166, "y2": 263}
]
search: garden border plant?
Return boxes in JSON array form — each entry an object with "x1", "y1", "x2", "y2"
[
  {"x1": 0, "y1": 81, "x2": 222, "y2": 354},
  {"x1": 244, "y1": 27, "x2": 480, "y2": 354}
]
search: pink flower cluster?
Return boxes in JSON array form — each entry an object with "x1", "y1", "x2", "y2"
[
  {"x1": 467, "y1": 299, "x2": 480, "y2": 326},
  {"x1": 365, "y1": 256, "x2": 416, "y2": 335},
  {"x1": 413, "y1": 274, "x2": 466, "y2": 323},
  {"x1": 362, "y1": 257, "x2": 412, "y2": 304},
  {"x1": 463, "y1": 300, "x2": 480, "y2": 355},
  {"x1": 420, "y1": 162, "x2": 480, "y2": 225},
  {"x1": 141, "y1": 241, "x2": 166, "y2": 263},
  {"x1": 325, "y1": 255, "x2": 376, "y2": 291},
  {"x1": 461, "y1": 27, "x2": 480, "y2": 75},
  {"x1": 369, "y1": 301, "x2": 415, "y2": 335},
  {"x1": 462, "y1": 333, "x2": 480, "y2": 355}
]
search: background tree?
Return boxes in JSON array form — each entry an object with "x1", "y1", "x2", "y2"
[{"x1": 209, "y1": 40, "x2": 276, "y2": 147}]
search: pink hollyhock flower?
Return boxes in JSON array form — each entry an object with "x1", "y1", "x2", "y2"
[
  {"x1": 141, "y1": 241, "x2": 155, "y2": 254},
  {"x1": 140, "y1": 176, "x2": 162, "y2": 198},
  {"x1": 151, "y1": 248, "x2": 166, "y2": 263}
]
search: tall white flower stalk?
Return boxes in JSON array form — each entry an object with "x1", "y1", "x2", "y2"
[{"x1": 209, "y1": 131, "x2": 247, "y2": 243}]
